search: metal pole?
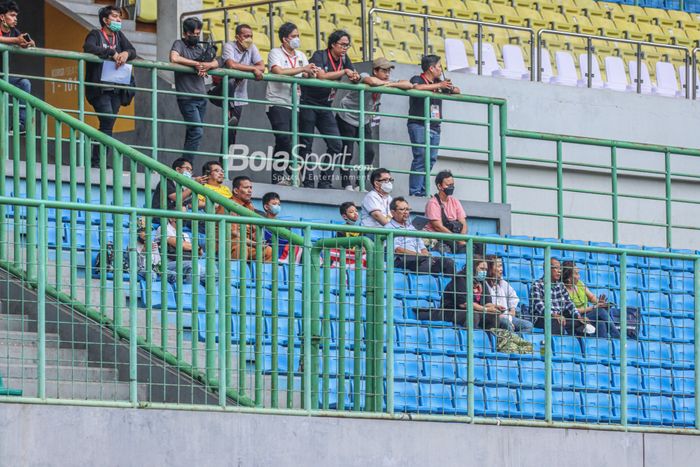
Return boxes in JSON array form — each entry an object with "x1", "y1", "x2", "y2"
[
  {"x1": 664, "y1": 150, "x2": 672, "y2": 248},
  {"x1": 314, "y1": 0, "x2": 321, "y2": 52},
  {"x1": 587, "y1": 37, "x2": 593, "y2": 88},
  {"x1": 218, "y1": 219, "x2": 228, "y2": 407},
  {"x1": 303, "y1": 226, "x2": 313, "y2": 411},
  {"x1": 694, "y1": 257, "x2": 700, "y2": 430},
  {"x1": 692, "y1": 49, "x2": 697, "y2": 100},
  {"x1": 128, "y1": 211, "x2": 138, "y2": 406},
  {"x1": 37, "y1": 204, "x2": 46, "y2": 400},
  {"x1": 487, "y1": 103, "x2": 494, "y2": 203},
  {"x1": 636, "y1": 43, "x2": 642, "y2": 94},
  {"x1": 368, "y1": 12, "x2": 375, "y2": 62},
  {"x1": 466, "y1": 238, "x2": 474, "y2": 419},
  {"x1": 423, "y1": 16, "x2": 429, "y2": 58},
  {"x1": 536, "y1": 31, "x2": 543, "y2": 82},
  {"x1": 685, "y1": 50, "x2": 690, "y2": 99},
  {"x1": 619, "y1": 253, "x2": 628, "y2": 427},
  {"x1": 269, "y1": 2, "x2": 275, "y2": 50},
  {"x1": 611, "y1": 146, "x2": 619, "y2": 244},
  {"x1": 556, "y1": 140, "x2": 564, "y2": 239},
  {"x1": 361, "y1": 0, "x2": 367, "y2": 61},
  {"x1": 477, "y1": 23, "x2": 483, "y2": 76},
  {"x1": 386, "y1": 231, "x2": 395, "y2": 415},
  {"x1": 543, "y1": 247, "x2": 552, "y2": 423},
  {"x1": 529, "y1": 30, "x2": 535, "y2": 81}
]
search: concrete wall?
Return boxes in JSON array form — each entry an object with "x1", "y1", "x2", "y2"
[{"x1": 1, "y1": 403, "x2": 699, "y2": 466}]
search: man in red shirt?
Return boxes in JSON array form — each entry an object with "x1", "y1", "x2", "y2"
[{"x1": 423, "y1": 170, "x2": 468, "y2": 254}]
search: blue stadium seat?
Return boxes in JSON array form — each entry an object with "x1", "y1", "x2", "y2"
[
  {"x1": 277, "y1": 265, "x2": 303, "y2": 292},
  {"x1": 407, "y1": 273, "x2": 442, "y2": 301},
  {"x1": 274, "y1": 314, "x2": 301, "y2": 346},
  {"x1": 644, "y1": 292, "x2": 671, "y2": 316},
  {"x1": 479, "y1": 233, "x2": 506, "y2": 257},
  {"x1": 672, "y1": 318, "x2": 695, "y2": 343},
  {"x1": 611, "y1": 339, "x2": 645, "y2": 366},
  {"x1": 645, "y1": 366, "x2": 674, "y2": 394},
  {"x1": 488, "y1": 358, "x2": 520, "y2": 387},
  {"x1": 505, "y1": 235, "x2": 535, "y2": 259},
  {"x1": 518, "y1": 388, "x2": 545, "y2": 419},
  {"x1": 533, "y1": 237, "x2": 564, "y2": 259},
  {"x1": 669, "y1": 249, "x2": 694, "y2": 273},
  {"x1": 404, "y1": 299, "x2": 433, "y2": 321},
  {"x1": 519, "y1": 360, "x2": 546, "y2": 389},
  {"x1": 673, "y1": 369, "x2": 696, "y2": 396},
  {"x1": 337, "y1": 320, "x2": 365, "y2": 350},
  {"x1": 641, "y1": 315, "x2": 673, "y2": 341},
  {"x1": 588, "y1": 241, "x2": 619, "y2": 265},
  {"x1": 428, "y1": 326, "x2": 462, "y2": 354},
  {"x1": 390, "y1": 298, "x2": 405, "y2": 321},
  {"x1": 551, "y1": 336, "x2": 584, "y2": 361},
  {"x1": 346, "y1": 268, "x2": 367, "y2": 295},
  {"x1": 551, "y1": 390, "x2": 584, "y2": 421},
  {"x1": 176, "y1": 283, "x2": 207, "y2": 312},
  {"x1": 643, "y1": 394, "x2": 675, "y2": 425},
  {"x1": 552, "y1": 361, "x2": 584, "y2": 389},
  {"x1": 509, "y1": 281, "x2": 530, "y2": 307},
  {"x1": 265, "y1": 289, "x2": 303, "y2": 317},
  {"x1": 261, "y1": 344, "x2": 301, "y2": 375},
  {"x1": 670, "y1": 293, "x2": 694, "y2": 318},
  {"x1": 625, "y1": 267, "x2": 645, "y2": 290},
  {"x1": 670, "y1": 274, "x2": 694, "y2": 294},
  {"x1": 644, "y1": 341, "x2": 673, "y2": 367},
  {"x1": 390, "y1": 272, "x2": 412, "y2": 299},
  {"x1": 582, "y1": 363, "x2": 613, "y2": 390},
  {"x1": 610, "y1": 364, "x2": 645, "y2": 393},
  {"x1": 391, "y1": 381, "x2": 420, "y2": 412},
  {"x1": 320, "y1": 377, "x2": 352, "y2": 410},
  {"x1": 673, "y1": 397, "x2": 696, "y2": 427},
  {"x1": 625, "y1": 290, "x2": 644, "y2": 309},
  {"x1": 561, "y1": 239, "x2": 590, "y2": 263},
  {"x1": 580, "y1": 337, "x2": 614, "y2": 364},
  {"x1": 455, "y1": 356, "x2": 489, "y2": 384},
  {"x1": 395, "y1": 324, "x2": 430, "y2": 352},
  {"x1": 645, "y1": 269, "x2": 671, "y2": 292},
  {"x1": 419, "y1": 382, "x2": 455, "y2": 414},
  {"x1": 617, "y1": 244, "x2": 647, "y2": 268},
  {"x1": 421, "y1": 354, "x2": 456, "y2": 383},
  {"x1": 458, "y1": 329, "x2": 496, "y2": 357},
  {"x1": 583, "y1": 392, "x2": 618, "y2": 423},
  {"x1": 138, "y1": 278, "x2": 173, "y2": 309},
  {"x1": 484, "y1": 386, "x2": 520, "y2": 417},
  {"x1": 504, "y1": 258, "x2": 532, "y2": 282},
  {"x1": 454, "y1": 384, "x2": 487, "y2": 416},
  {"x1": 610, "y1": 394, "x2": 645, "y2": 424},
  {"x1": 644, "y1": 246, "x2": 672, "y2": 270},
  {"x1": 587, "y1": 264, "x2": 619, "y2": 288},
  {"x1": 672, "y1": 343, "x2": 694, "y2": 369}
]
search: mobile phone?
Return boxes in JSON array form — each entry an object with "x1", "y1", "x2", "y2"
[{"x1": 22, "y1": 33, "x2": 32, "y2": 42}]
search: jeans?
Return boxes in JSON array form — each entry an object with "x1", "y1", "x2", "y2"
[
  {"x1": 336, "y1": 115, "x2": 376, "y2": 188},
  {"x1": 87, "y1": 90, "x2": 122, "y2": 163},
  {"x1": 583, "y1": 307, "x2": 621, "y2": 339},
  {"x1": 299, "y1": 106, "x2": 343, "y2": 188},
  {"x1": 9, "y1": 77, "x2": 30, "y2": 125},
  {"x1": 407, "y1": 123, "x2": 440, "y2": 196},
  {"x1": 177, "y1": 98, "x2": 208, "y2": 162},
  {"x1": 267, "y1": 106, "x2": 293, "y2": 184},
  {"x1": 499, "y1": 315, "x2": 534, "y2": 333}
]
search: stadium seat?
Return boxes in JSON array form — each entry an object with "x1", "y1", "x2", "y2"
[
  {"x1": 678, "y1": 65, "x2": 699, "y2": 97},
  {"x1": 645, "y1": 366, "x2": 674, "y2": 394},
  {"x1": 518, "y1": 388, "x2": 545, "y2": 419},
  {"x1": 444, "y1": 38, "x2": 476, "y2": 73},
  {"x1": 504, "y1": 257, "x2": 532, "y2": 282},
  {"x1": 603, "y1": 56, "x2": 629, "y2": 91},
  {"x1": 519, "y1": 359, "x2": 545, "y2": 389},
  {"x1": 495, "y1": 45, "x2": 530, "y2": 79},
  {"x1": 628, "y1": 60, "x2": 654, "y2": 93},
  {"x1": 396, "y1": 324, "x2": 430, "y2": 352},
  {"x1": 644, "y1": 292, "x2": 671, "y2": 317},
  {"x1": 672, "y1": 318, "x2": 695, "y2": 343},
  {"x1": 653, "y1": 61, "x2": 681, "y2": 97},
  {"x1": 670, "y1": 293, "x2": 694, "y2": 318},
  {"x1": 551, "y1": 51, "x2": 579, "y2": 86},
  {"x1": 454, "y1": 384, "x2": 487, "y2": 416},
  {"x1": 392, "y1": 351, "x2": 423, "y2": 381},
  {"x1": 643, "y1": 394, "x2": 675, "y2": 425},
  {"x1": 671, "y1": 343, "x2": 694, "y2": 369},
  {"x1": 641, "y1": 315, "x2": 673, "y2": 341},
  {"x1": 552, "y1": 361, "x2": 584, "y2": 389},
  {"x1": 645, "y1": 269, "x2": 671, "y2": 293},
  {"x1": 455, "y1": 356, "x2": 489, "y2": 384},
  {"x1": 580, "y1": 337, "x2": 614, "y2": 364},
  {"x1": 610, "y1": 364, "x2": 646, "y2": 392},
  {"x1": 484, "y1": 386, "x2": 520, "y2": 417},
  {"x1": 670, "y1": 274, "x2": 694, "y2": 294},
  {"x1": 391, "y1": 381, "x2": 420, "y2": 412},
  {"x1": 582, "y1": 363, "x2": 613, "y2": 390},
  {"x1": 404, "y1": 299, "x2": 433, "y2": 321},
  {"x1": 552, "y1": 390, "x2": 584, "y2": 421},
  {"x1": 419, "y1": 382, "x2": 455, "y2": 414},
  {"x1": 459, "y1": 329, "x2": 496, "y2": 356},
  {"x1": 583, "y1": 392, "x2": 618, "y2": 423},
  {"x1": 488, "y1": 358, "x2": 520, "y2": 387},
  {"x1": 551, "y1": 335, "x2": 584, "y2": 361},
  {"x1": 428, "y1": 326, "x2": 462, "y2": 355},
  {"x1": 673, "y1": 369, "x2": 695, "y2": 396},
  {"x1": 472, "y1": 42, "x2": 502, "y2": 76},
  {"x1": 577, "y1": 54, "x2": 604, "y2": 88},
  {"x1": 407, "y1": 274, "x2": 442, "y2": 301},
  {"x1": 422, "y1": 354, "x2": 457, "y2": 382},
  {"x1": 505, "y1": 235, "x2": 535, "y2": 259},
  {"x1": 673, "y1": 397, "x2": 696, "y2": 427}
]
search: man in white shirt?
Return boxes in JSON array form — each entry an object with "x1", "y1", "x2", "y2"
[
  {"x1": 361, "y1": 168, "x2": 394, "y2": 228},
  {"x1": 266, "y1": 22, "x2": 318, "y2": 184}
]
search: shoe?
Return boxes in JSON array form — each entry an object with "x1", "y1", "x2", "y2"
[{"x1": 583, "y1": 324, "x2": 596, "y2": 335}]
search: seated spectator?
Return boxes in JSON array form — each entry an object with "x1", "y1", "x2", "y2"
[
  {"x1": 262, "y1": 191, "x2": 289, "y2": 249},
  {"x1": 154, "y1": 218, "x2": 195, "y2": 285},
  {"x1": 424, "y1": 170, "x2": 468, "y2": 254},
  {"x1": 197, "y1": 160, "x2": 232, "y2": 212},
  {"x1": 530, "y1": 258, "x2": 594, "y2": 336},
  {"x1": 387, "y1": 197, "x2": 455, "y2": 277},
  {"x1": 337, "y1": 201, "x2": 360, "y2": 238},
  {"x1": 485, "y1": 255, "x2": 533, "y2": 333},
  {"x1": 361, "y1": 168, "x2": 393, "y2": 228},
  {"x1": 230, "y1": 176, "x2": 272, "y2": 261},
  {"x1": 0, "y1": 1, "x2": 34, "y2": 135},
  {"x1": 439, "y1": 257, "x2": 497, "y2": 329},
  {"x1": 152, "y1": 157, "x2": 206, "y2": 211},
  {"x1": 82, "y1": 5, "x2": 136, "y2": 166},
  {"x1": 562, "y1": 261, "x2": 620, "y2": 339},
  {"x1": 135, "y1": 217, "x2": 161, "y2": 281}
]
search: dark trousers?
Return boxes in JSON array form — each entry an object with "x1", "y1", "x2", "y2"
[
  {"x1": 87, "y1": 90, "x2": 122, "y2": 163},
  {"x1": 336, "y1": 115, "x2": 376, "y2": 188},
  {"x1": 422, "y1": 308, "x2": 497, "y2": 330},
  {"x1": 221, "y1": 104, "x2": 243, "y2": 159},
  {"x1": 395, "y1": 254, "x2": 455, "y2": 277},
  {"x1": 583, "y1": 307, "x2": 621, "y2": 339},
  {"x1": 299, "y1": 106, "x2": 343, "y2": 188},
  {"x1": 177, "y1": 98, "x2": 208, "y2": 162},
  {"x1": 534, "y1": 316, "x2": 589, "y2": 336},
  {"x1": 267, "y1": 105, "x2": 293, "y2": 184},
  {"x1": 9, "y1": 77, "x2": 31, "y2": 125}
]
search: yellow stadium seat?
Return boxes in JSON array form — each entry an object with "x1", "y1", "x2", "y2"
[
  {"x1": 425, "y1": 3, "x2": 450, "y2": 17},
  {"x1": 515, "y1": 7, "x2": 548, "y2": 29},
  {"x1": 586, "y1": 9, "x2": 606, "y2": 20},
  {"x1": 429, "y1": 33, "x2": 446, "y2": 52},
  {"x1": 620, "y1": 5, "x2": 652, "y2": 22},
  {"x1": 374, "y1": 28, "x2": 396, "y2": 43},
  {"x1": 322, "y1": 3, "x2": 355, "y2": 25},
  {"x1": 400, "y1": 0, "x2": 424, "y2": 15},
  {"x1": 374, "y1": 0, "x2": 396, "y2": 9},
  {"x1": 540, "y1": 8, "x2": 568, "y2": 27},
  {"x1": 551, "y1": 22, "x2": 575, "y2": 33},
  {"x1": 256, "y1": 33, "x2": 271, "y2": 53},
  {"x1": 136, "y1": 0, "x2": 157, "y2": 23},
  {"x1": 463, "y1": 2, "x2": 495, "y2": 21},
  {"x1": 567, "y1": 13, "x2": 594, "y2": 32},
  {"x1": 608, "y1": 11, "x2": 629, "y2": 23},
  {"x1": 573, "y1": 0, "x2": 599, "y2": 10},
  {"x1": 383, "y1": 47, "x2": 413, "y2": 64},
  {"x1": 665, "y1": 9, "x2": 694, "y2": 27},
  {"x1": 589, "y1": 16, "x2": 617, "y2": 35},
  {"x1": 513, "y1": 0, "x2": 539, "y2": 9},
  {"x1": 491, "y1": 4, "x2": 526, "y2": 26}
]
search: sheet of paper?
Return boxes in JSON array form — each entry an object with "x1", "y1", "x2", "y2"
[{"x1": 100, "y1": 61, "x2": 132, "y2": 85}]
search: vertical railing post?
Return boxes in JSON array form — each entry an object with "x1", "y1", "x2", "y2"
[
  {"x1": 218, "y1": 219, "x2": 228, "y2": 407},
  {"x1": 303, "y1": 226, "x2": 313, "y2": 411},
  {"x1": 291, "y1": 82, "x2": 300, "y2": 187},
  {"x1": 423, "y1": 16, "x2": 429, "y2": 58},
  {"x1": 685, "y1": 50, "x2": 690, "y2": 99},
  {"x1": 530, "y1": 30, "x2": 536, "y2": 81},
  {"x1": 368, "y1": 9, "x2": 375, "y2": 62},
  {"x1": 543, "y1": 247, "x2": 552, "y2": 423},
  {"x1": 500, "y1": 104, "x2": 508, "y2": 204},
  {"x1": 222, "y1": 75, "x2": 230, "y2": 179},
  {"x1": 586, "y1": 37, "x2": 593, "y2": 88},
  {"x1": 254, "y1": 226, "x2": 264, "y2": 407},
  {"x1": 477, "y1": 23, "x2": 483, "y2": 76},
  {"x1": 386, "y1": 232, "x2": 395, "y2": 415},
  {"x1": 25, "y1": 104, "x2": 37, "y2": 281},
  {"x1": 423, "y1": 97, "x2": 431, "y2": 197},
  {"x1": 611, "y1": 146, "x2": 619, "y2": 244},
  {"x1": 487, "y1": 103, "x2": 494, "y2": 203},
  {"x1": 466, "y1": 238, "x2": 475, "y2": 419},
  {"x1": 692, "y1": 49, "x2": 697, "y2": 100},
  {"x1": 664, "y1": 150, "x2": 672, "y2": 248},
  {"x1": 205, "y1": 203, "x2": 218, "y2": 383},
  {"x1": 694, "y1": 257, "x2": 700, "y2": 430},
  {"x1": 619, "y1": 252, "x2": 628, "y2": 427},
  {"x1": 556, "y1": 140, "x2": 564, "y2": 239},
  {"x1": 128, "y1": 211, "x2": 138, "y2": 406},
  {"x1": 150, "y1": 67, "x2": 158, "y2": 161},
  {"x1": 358, "y1": 88, "x2": 366, "y2": 192},
  {"x1": 37, "y1": 204, "x2": 47, "y2": 400},
  {"x1": 0, "y1": 65, "x2": 7, "y2": 262},
  {"x1": 314, "y1": 0, "x2": 321, "y2": 52},
  {"x1": 361, "y1": 0, "x2": 368, "y2": 61},
  {"x1": 636, "y1": 43, "x2": 642, "y2": 95},
  {"x1": 78, "y1": 59, "x2": 85, "y2": 166}
]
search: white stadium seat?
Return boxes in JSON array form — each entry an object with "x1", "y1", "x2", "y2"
[
  {"x1": 551, "y1": 51, "x2": 578, "y2": 86},
  {"x1": 537, "y1": 48, "x2": 554, "y2": 82},
  {"x1": 577, "y1": 53, "x2": 604, "y2": 88},
  {"x1": 604, "y1": 56, "x2": 629, "y2": 92},
  {"x1": 678, "y1": 64, "x2": 699, "y2": 97},
  {"x1": 628, "y1": 60, "x2": 653, "y2": 94},
  {"x1": 653, "y1": 61, "x2": 681, "y2": 97},
  {"x1": 472, "y1": 42, "x2": 501, "y2": 76},
  {"x1": 444, "y1": 38, "x2": 476, "y2": 73},
  {"x1": 495, "y1": 45, "x2": 530, "y2": 80}
]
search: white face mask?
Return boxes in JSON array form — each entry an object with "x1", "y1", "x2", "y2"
[
  {"x1": 381, "y1": 181, "x2": 393, "y2": 194},
  {"x1": 182, "y1": 170, "x2": 192, "y2": 179},
  {"x1": 289, "y1": 37, "x2": 301, "y2": 50}
]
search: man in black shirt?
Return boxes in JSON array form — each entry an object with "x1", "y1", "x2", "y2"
[
  {"x1": 151, "y1": 157, "x2": 207, "y2": 211},
  {"x1": 407, "y1": 55, "x2": 460, "y2": 197},
  {"x1": 299, "y1": 30, "x2": 360, "y2": 189},
  {"x1": 0, "y1": 1, "x2": 35, "y2": 134}
]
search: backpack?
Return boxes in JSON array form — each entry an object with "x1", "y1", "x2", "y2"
[{"x1": 611, "y1": 307, "x2": 640, "y2": 339}]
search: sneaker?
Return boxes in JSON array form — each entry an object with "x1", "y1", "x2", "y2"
[{"x1": 583, "y1": 323, "x2": 596, "y2": 335}]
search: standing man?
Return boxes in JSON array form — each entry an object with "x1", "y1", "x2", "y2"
[
  {"x1": 0, "y1": 0, "x2": 35, "y2": 135},
  {"x1": 299, "y1": 30, "x2": 360, "y2": 189},
  {"x1": 221, "y1": 23, "x2": 265, "y2": 153},
  {"x1": 266, "y1": 22, "x2": 318, "y2": 185},
  {"x1": 407, "y1": 55, "x2": 460, "y2": 196},
  {"x1": 170, "y1": 17, "x2": 220, "y2": 162},
  {"x1": 335, "y1": 57, "x2": 413, "y2": 191}
]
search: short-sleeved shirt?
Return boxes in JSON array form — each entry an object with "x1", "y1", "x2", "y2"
[
  {"x1": 408, "y1": 74, "x2": 446, "y2": 131},
  {"x1": 222, "y1": 42, "x2": 262, "y2": 106},
  {"x1": 336, "y1": 72, "x2": 382, "y2": 127},
  {"x1": 424, "y1": 195, "x2": 466, "y2": 232},
  {"x1": 197, "y1": 183, "x2": 233, "y2": 203},
  {"x1": 568, "y1": 280, "x2": 589, "y2": 310},
  {"x1": 361, "y1": 190, "x2": 392, "y2": 228},
  {"x1": 266, "y1": 47, "x2": 310, "y2": 106},
  {"x1": 301, "y1": 49, "x2": 354, "y2": 107},
  {"x1": 151, "y1": 179, "x2": 177, "y2": 210},
  {"x1": 387, "y1": 219, "x2": 426, "y2": 254},
  {"x1": 0, "y1": 28, "x2": 20, "y2": 69},
  {"x1": 171, "y1": 39, "x2": 209, "y2": 98}
]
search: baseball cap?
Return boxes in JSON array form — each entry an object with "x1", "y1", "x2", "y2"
[{"x1": 372, "y1": 57, "x2": 395, "y2": 70}]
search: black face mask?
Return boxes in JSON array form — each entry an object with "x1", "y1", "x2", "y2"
[
  {"x1": 184, "y1": 35, "x2": 199, "y2": 47},
  {"x1": 444, "y1": 185, "x2": 455, "y2": 196}
]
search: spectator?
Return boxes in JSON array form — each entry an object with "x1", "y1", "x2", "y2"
[
  {"x1": 170, "y1": 17, "x2": 220, "y2": 162},
  {"x1": 230, "y1": 176, "x2": 272, "y2": 261},
  {"x1": 440, "y1": 257, "x2": 497, "y2": 329},
  {"x1": 221, "y1": 23, "x2": 265, "y2": 152},
  {"x1": 197, "y1": 160, "x2": 232, "y2": 211},
  {"x1": 424, "y1": 170, "x2": 468, "y2": 254},
  {"x1": 530, "y1": 258, "x2": 594, "y2": 336},
  {"x1": 151, "y1": 157, "x2": 206, "y2": 211},
  {"x1": 266, "y1": 22, "x2": 317, "y2": 185},
  {"x1": 485, "y1": 255, "x2": 534, "y2": 333},
  {"x1": 82, "y1": 5, "x2": 136, "y2": 166},
  {"x1": 334, "y1": 57, "x2": 413, "y2": 191},
  {"x1": 262, "y1": 191, "x2": 288, "y2": 247},
  {"x1": 337, "y1": 201, "x2": 360, "y2": 238},
  {"x1": 361, "y1": 168, "x2": 393, "y2": 228},
  {"x1": 155, "y1": 218, "x2": 195, "y2": 285},
  {"x1": 387, "y1": 197, "x2": 455, "y2": 277},
  {"x1": 407, "y1": 55, "x2": 460, "y2": 196},
  {"x1": 135, "y1": 217, "x2": 162, "y2": 281},
  {"x1": 562, "y1": 261, "x2": 620, "y2": 339},
  {"x1": 0, "y1": 0, "x2": 34, "y2": 135},
  {"x1": 299, "y1": 30, "x2": 361, "y2": 188}
]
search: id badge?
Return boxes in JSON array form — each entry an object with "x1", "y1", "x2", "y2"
[{"x1": 430, "y1": 104, "x2": 441, "y2": 120}]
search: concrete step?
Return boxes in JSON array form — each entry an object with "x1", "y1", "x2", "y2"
[
  {"x1": 4, "y1": 377, "x2": 148, "y2": 400},
  {"x1": 0, "y1": 331, "x2": 70, "y2": 351},
  {"x1": 1, "y1": 363, "x2": 118, "y2": 382},
  {"x1": 0, "y1": 314, "x2": 31, "y2": 332},
  {"x1": 1, "y1": 344, "x2": 90, "y2": 365}
]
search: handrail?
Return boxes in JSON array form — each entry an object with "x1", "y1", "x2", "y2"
[{"x1": 693, "y1": 47, "x2": 699, "y2": 100}]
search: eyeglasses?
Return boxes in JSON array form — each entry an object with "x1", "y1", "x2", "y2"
[
  {"x1": 377, "y1": 177, "x2": 395, "y2": 183},
  {"x1": 395, "y1": 207, "x2": 411, "y2": 212},
  {"x1": 336, "y1": 42, "x2": 351, "y2": 49}
]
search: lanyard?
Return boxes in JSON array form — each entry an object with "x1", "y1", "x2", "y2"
[
  {"x1": 420, "y1": 73, "x2": 433, "y2": 85},
  {"x1": 281, "y1": 48, "x2": 297, "y2": 68},
  {"x1": 101, "y1": 29, "x2": 116, "y2": 49},
  {"x1": 327, "y1": 49, "x2": 343, "y2": 72}
]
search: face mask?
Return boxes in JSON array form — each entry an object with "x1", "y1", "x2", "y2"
[
  {"x1": 108, "y1": 21, "x2": 122, "y2": 33},
  {"x1": 182, "y1": 171, "x2": 192, "y2": 179},
  {"x1": 345, "y1": 217, "x2": 357, "y2": 225},
  {"x1": 184, "y1": 35, "x2": 199, "y2": 47},
  {"x1": 476, "y1": 270, "x2": 487, "y2": 281},
  {"x1": 239, "y1": 37, "x2": 254, "y2": 50},
  {"x1": 380, "y1": 181, "x2": 393, "y2": 194},
  {"x1": 269, "y1": 204, "x2": 282, "y2": 216},
  {"x1": 289, "y1": 37, "x2": 301, "y2": 50},
  {"x1": 444, "y1": 185, "x2": 455, "y2": 196}
]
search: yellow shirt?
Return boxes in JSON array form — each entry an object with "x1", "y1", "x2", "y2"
[{"x1": 197, "y1": 183, "x2": 233, "y2": 203}]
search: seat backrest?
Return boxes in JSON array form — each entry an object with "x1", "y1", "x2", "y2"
[
  {"x1": 444, "y1": 38, "x2": 471, "y2": 71},
  {"x1": 604, "y1": 56, "x2": 629, "y2": 85},
  {"x1": 628, "y1": 60, "x2": 653, "y2": 90},
  {"x1": 538, "y1": 48, "x2": 553, "y2": 80},
  {"x1": 578, "y1": 53, "x2": 603, "y2": 85},
  {"x1": 655, "y1": 61, "x2": 679, "y2": 92},
  {"x1": 555, "y1": 51, "x2": 578, "y2": 80},
  {"x1": 503, "y1": 44, "x2": 527, "y2": 72},
  {"x1": 473, "y1": 42, "x2": 501, "y2": 75}
]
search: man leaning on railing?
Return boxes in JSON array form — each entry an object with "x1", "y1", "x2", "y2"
[{"x1": 0, "y1": 0, "x2": 35, "y2": 136}]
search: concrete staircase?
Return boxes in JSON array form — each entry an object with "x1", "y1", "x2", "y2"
[{"x1": 48, "y1": 0, "x2": 157, "y2": 62}]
